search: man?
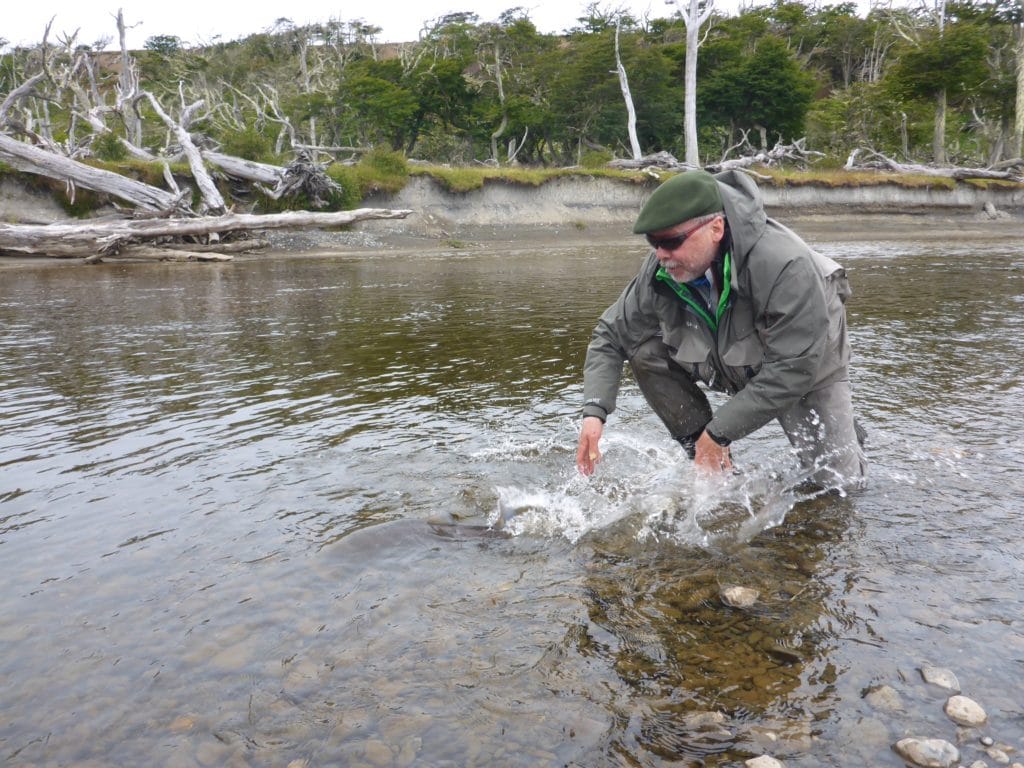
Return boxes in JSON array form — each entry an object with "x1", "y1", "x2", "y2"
[{"x1": 575, "y1": 169, "x2": 865, "y2": 488}]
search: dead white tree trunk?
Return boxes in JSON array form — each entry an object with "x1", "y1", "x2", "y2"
[
  {"x1": 203, "y1": 151, "x2": 284, "y2": 186},
  {"x1": 142, "y1": 91, "x2": 226, "y2": 214},
  {"x1": 115, "y1": 10, "x2": 144, "y2": 149},
  {"x1": 669, "y1": 0, "x2": 715, "y2": 168},
  {"x1": 1014, "y1": 24, "x2": 1024, "y2": 158},
  {"x1": 614, "y1": 20, "x2": 642, "y2": 161}
]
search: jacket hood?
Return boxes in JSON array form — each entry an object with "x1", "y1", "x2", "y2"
[{"x1": 714, "y1": 170, "x2": 767, "y2": 277}]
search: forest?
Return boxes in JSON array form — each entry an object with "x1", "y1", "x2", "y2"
[
  {"x1": 0, "y1": 1, "x2": 1021, "y2": 259},
  {"x1": 1, "y1": 0, "x2": 1020, "y2": 169}
]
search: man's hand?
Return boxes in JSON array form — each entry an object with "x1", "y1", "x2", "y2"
[
  {"x1": 576, "y1": 416, "x2": 604, "y2": 476},
  {"x1": 694, "y1": 430, "x2": 733, "y2": 473}
]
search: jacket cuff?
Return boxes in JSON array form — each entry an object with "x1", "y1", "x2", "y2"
[
  {"x1": 582, "y1": 404, "x2": 608, "y2": 423},
  {"x1": 705, "y1": 427, "x2": 732, "y2": 447}
]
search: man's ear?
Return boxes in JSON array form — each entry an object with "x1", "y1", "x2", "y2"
[{"x1": 710, "y1": 216, "x2": 726, "y2": 244}]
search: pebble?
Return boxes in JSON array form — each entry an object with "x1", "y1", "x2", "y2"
[
  {"x1": 721, "y1": 585, "x2": 760, "y2": 609},
  {"x1": 746, "y1": 756, "x2": 785, "y2": 768},
  {"x1": 921, "y1": 667, "x2": 961, "y2": 693},
  {"x1": 982, "y1": 737, "x2": 996, "y2": 747},
  {"x1": 893, "y1": 737, "x2": 960, "y2": 768},
  {"x1": 168, "y1": 714, "x2": 197, "y2": 733},
  {"x1": 945, "y1": 695, "x2": 988, "y2": 727},
  {"x1": 986, "y1": 748, "x2": 1011, "y2": 765}
]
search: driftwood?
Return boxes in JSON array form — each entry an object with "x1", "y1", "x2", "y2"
[
  {"x1": 845, "y1": 149, "x2": 1024, "y2": 182},
  {"x1": 0, "y1": 208, "x2": 413, "y2": 261},
  {"x1": 83, "y1": 246, "x2": 236, "y2": 264}
]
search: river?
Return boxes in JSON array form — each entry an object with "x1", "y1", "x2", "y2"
[{"x1": 1, "y1": 223, "x2": 1022, "y2": 767}]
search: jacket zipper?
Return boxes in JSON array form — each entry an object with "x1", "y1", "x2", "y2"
[{"x1": 654, "y1": 252, "x2": 737, "y2": 391}]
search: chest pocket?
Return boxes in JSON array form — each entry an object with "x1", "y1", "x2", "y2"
[
  {"x1": 720, "y1": 299, "x2": 764, "y2": 371},
  {"x1": 662, "y1": 315, "x2": 712, "y2": 364}
]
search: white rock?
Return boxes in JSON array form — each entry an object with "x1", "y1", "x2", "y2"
[
  {"x1": 921, "y1": 666, "x2": 961, "y2": 692},
  {"x1": 945, "y1": 695, "x2": 988, "y2": 727},
  {"x1": 893, "y1": 737, "x2": 960, "y2": 768},
  {"x1": 721, "y1": 585, "x2": 759, "y2": 608},
  {"x1": 967, "y1": 761, "x2": 988, "y2": 768},
  {"x1": 746, "y1": 756, "x2": 785, "y2": 768}
]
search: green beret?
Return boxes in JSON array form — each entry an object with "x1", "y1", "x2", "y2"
[{"x1": 632, "y1": 170, "x2": 724, "y2": 234}]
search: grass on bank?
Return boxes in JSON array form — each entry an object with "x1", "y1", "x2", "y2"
[{"x1": 2, "y1": 151, "x2": 1021, "y2": 219}]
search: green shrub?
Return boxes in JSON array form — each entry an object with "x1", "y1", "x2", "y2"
[
  {"x1": 360, "y1": 148, "x2": 409, "y2": 178},
  {"x1": 580, "y1": 149, "x2": 613, "y2": 169},
  {"x1": 93, "y1": 132, "x2": 128, "y2": 162},
  {"x1": 220, "y1": 126, "x2": 275, "y2": 162}
]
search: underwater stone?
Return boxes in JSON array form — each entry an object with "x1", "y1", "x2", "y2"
[
  {"x1": 985, "y1": 747, "x2": 1010, "y2": 765},
  {"x1": 864, "y1": 684, "x2": 903, "y2": 712},
  {"x1": 945, "y1": 695, "x2": 987, "y2": 727},
  {"x1": 921, "y1": 666, "x2": 961, "y2": 692},
  {"x1": 893, "y1": 737, "x2": 960, "y2": 768},
  {"x1": 721, "y1": 585, "x2": 759, "y2": 609},
  {"x1": 745, "y1": 756, "x2": 785, "y2": 768}
]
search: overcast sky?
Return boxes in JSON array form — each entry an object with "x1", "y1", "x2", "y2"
[{"x1": 3, "y1": 1, "x2": 697, "y2": 50}]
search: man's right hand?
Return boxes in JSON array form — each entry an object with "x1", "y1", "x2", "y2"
[{"x1": 576, "y1": 416, "x2": 604, "y2": 476}]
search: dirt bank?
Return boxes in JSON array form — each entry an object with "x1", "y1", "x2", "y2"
[
  {"x1": 2, "y1": 173, "x2": 1023, "y2": 264},
  {"x1": 354, "y1": 174, "x2": 1024, "y2": 242}
]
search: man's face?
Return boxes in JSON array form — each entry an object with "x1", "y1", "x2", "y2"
[{"x1": 647, "y1": 216, "x2": 724, "y2": 283}]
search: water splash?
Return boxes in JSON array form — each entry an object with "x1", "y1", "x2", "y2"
[{"x1": 489, "y1": 427, "x2": 832, "y2": 548}]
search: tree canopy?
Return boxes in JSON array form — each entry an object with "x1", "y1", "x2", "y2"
[{"x1": 1, "y1": 0, "x2": 1021, "y2": 168}]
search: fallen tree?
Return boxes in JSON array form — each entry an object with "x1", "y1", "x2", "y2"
[
  {"x1": 0, "y1": 208, "x2": 413, "y2": 262},
  {"x1": 0, "y1": 13, "x2": 404, "y2": 263},
  {"x1": 606, "y1": 135, "x2": 825, "y2": 177},
  {"x1": 845, "y1": 149, "x2": 1024, "y2": 182},
  {"x1": 0, "y1": 132, "x2": 187, "y2": 212}
]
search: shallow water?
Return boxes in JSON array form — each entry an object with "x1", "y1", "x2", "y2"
[{"x1": 1, "y1": 232, "x2": 1022, "y2": 767}]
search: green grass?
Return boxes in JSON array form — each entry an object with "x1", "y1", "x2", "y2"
[
  {"x1": 759, "y1": 166, "x2": 959, "y2": 190},
  {"x1": 410, "y1": 164, "x2": 649, "y2": 193},
  {"x1": 2, "y1": 156, "x2": 1020, "y2": 220}
]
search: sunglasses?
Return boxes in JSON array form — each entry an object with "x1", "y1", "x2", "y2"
[{"x1": 645, "y1": 216, "x2": 718, "y2": 252}]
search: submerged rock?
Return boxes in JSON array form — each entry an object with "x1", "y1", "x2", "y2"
[
  {"x1": 985, "y1": 746, "x2": 1010, "y2": 765},
  {"x1": 721, "y1": 585, "x2": 760, "y2": 609},
  {"x1": 921, "y1": 666, "x2": 961, "y2": 693},
  {"x1": 746, "y1": 756, "x2": 785, "y2": 768},
  {"x1": 893, "y1": 737, "x2": 960, "y2": 768},
  {"x1": 864, "y1": 684, "x2": 903, "y2": 712},
  {"x1": 945, "y1": 695, "x2": 987, "y2": 727}
]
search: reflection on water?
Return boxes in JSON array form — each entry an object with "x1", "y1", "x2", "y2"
[{"x1": 1, "y1": 234, "x2": 1023, "y2": 766}]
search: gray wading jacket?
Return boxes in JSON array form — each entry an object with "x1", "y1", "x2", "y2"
[{"x1": 582, "y1": 170, "x2": 852, "y2": 443}]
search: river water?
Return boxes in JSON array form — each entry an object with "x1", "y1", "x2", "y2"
[{"x1": 1, "y1": 224, "x2": 1023, "y2": 767}]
